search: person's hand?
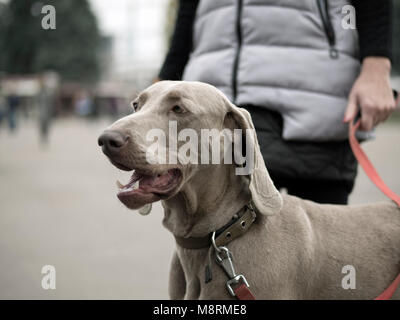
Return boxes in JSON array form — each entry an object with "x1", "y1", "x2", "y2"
[{"x1": 343, "y1": 57, "x2": 396, "y2": 131}]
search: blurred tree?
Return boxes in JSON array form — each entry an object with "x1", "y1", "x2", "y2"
[
  {"x1": 0, "y1": 1, "x2": 8, "y2": 71},
  {"x1": 0, "y1": 0, "x2": 102, "y2": 82},
  {"x1": 393, "y1": 1, "x2": 400, "y2": 75}
]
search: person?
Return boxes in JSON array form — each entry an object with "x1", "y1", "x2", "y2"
[
  {"x1": 0, "y1": 87, "x2": 5, "y2": 128},
  {"x1": 158, "y1": 0, "x2": 396, "y2": 205},
  {"x1": 0, "y1": 73, "x2": 5, "y2": 128},
  {"x1": 6, "y1": 94, "x2": 20, "y2": 132},
  {"x1": 37, "y1": 72, "x2": 59, "y2": 145}
]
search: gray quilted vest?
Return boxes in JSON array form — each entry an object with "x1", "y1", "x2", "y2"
[{"x1": 182, "y1": 0, "x2": 364, "y2": 141}]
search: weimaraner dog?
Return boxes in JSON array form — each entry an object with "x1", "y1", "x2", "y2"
[{"x1": 98, "y1": 81, "x2": 400, "y2": 300}]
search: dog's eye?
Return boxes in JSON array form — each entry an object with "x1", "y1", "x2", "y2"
[
  {"x1": 132, "y1": 102, "x2": 139, "y2": 112},
  {"x1": 171, "y1": 105, "x2": 185, "y2": 114}
]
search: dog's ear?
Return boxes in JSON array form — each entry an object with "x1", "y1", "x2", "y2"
[{"x1": 225, "y1": 103, "x2": 283, "y2": 216}]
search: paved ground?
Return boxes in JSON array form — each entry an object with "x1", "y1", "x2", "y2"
[{"x1": 0, "y1": 118, "x2": 399, "y2": 299}]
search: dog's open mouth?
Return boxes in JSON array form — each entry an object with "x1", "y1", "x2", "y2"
[{"x1": 116, "y1": 168, "x2": 182, "y2": 209}]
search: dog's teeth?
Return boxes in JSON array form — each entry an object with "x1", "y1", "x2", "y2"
[
  {"x1": 116, "y1": 180, "x2": 123, "y2": 189},
  {"x1": 133, "y1": 180, "x2": 139, "y2": 190}
]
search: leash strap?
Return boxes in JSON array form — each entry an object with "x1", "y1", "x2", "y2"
[
  {"x1": 213, "y1": 245, "x2": 256, "y2": 300},
  {"x1": 211, "y1": 204, "x2": 257, "y2": 300},
  {"x1": 234, "y1": 283, "x2": 256, "y2": 300},
  {"x1": 375, "y1": 274, "x2": 400, "y2": 300},
  {"x1": 349, "y1": 120, "x2": 400, "y2": 207},
  {"x1": 348, "y1": 97, "x2": 400, "y2": 299}
]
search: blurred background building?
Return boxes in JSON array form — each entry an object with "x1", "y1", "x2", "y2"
[
  {"x1": 89, "y1": 0, "x2": 174, "y2": 86},
  {"x1": 0, "y1": 0, "x2": 176, "y2": 123}
]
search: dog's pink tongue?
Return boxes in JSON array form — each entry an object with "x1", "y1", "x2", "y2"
[{"x1": 140, "y1": 172, "x2": 171, "y2": 189}]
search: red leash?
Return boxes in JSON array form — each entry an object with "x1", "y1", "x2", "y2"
[
  {"x1": 349, "y1": 120, "x2": 400, "y2": 207},
  {"x1": 375, "y1": 275, "x2": 400, "y2": 300},
  {"x1": 234, "y1": 283, "x2": 256, "y2": 300},
  {"x1": 348, "y1": 97, "x2": 400, "y2": 300}
]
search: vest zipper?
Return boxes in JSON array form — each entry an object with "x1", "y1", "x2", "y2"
[
  {"x1": 316, "y1": 0, "x2": 339, "y2": 59},
  {"x1": 232, "y1": 0, "x2": 243, "y2": 103}
]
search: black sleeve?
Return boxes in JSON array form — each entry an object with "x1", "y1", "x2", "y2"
[
  {"x1": 352, "y1": 0, "x2": 393, "y2": 61},
  {"x1": 158, "y1": 0, "x2": 199, "y2": 80}
]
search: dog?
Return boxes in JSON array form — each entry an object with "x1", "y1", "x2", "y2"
[{"x1": 98, "y1": 80, "x2": 400, "y2": 299}]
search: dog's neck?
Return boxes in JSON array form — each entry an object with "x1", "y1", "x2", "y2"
[{"x1": 161, "y1": 164, "x2": 251, "y2": 238}]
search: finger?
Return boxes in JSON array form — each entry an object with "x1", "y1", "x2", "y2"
[
  {"x1": 375, "y1": 107, "x2": 394, "y2": 126},
  {"x1": 359, "y1": 111, "x2": 374, "y2": 131},
  {"x1": 343, "y1": 94, "x2": 358, "y2": 123},
  {"x1": 374, "y1": 98, "x2": 396, "y2": 126},
  {"x1": 375, "y1": 109, "x2": 388, "y2": 126},
  {"x1": 382, "y1": 102, "x2": 395, "y2": 122},
  {"x1": 380, "y1": 112, "x2": 391, "y2": 123},
  {"x1": 369, "y1": 105, "x2": 384, "y2": 127}
]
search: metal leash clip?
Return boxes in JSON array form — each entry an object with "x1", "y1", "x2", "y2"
[{"x1": 214, "y1": 245, "x2": 250, "y2": 297}]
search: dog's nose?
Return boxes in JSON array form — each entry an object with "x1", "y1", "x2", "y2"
[{"x1": 98, "y1": 130, "x2": 128, "y2": 156}]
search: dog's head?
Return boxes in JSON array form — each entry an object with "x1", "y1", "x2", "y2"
[{"x1": 98, "y1": 81, "x2": 282, "y2": 216}]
